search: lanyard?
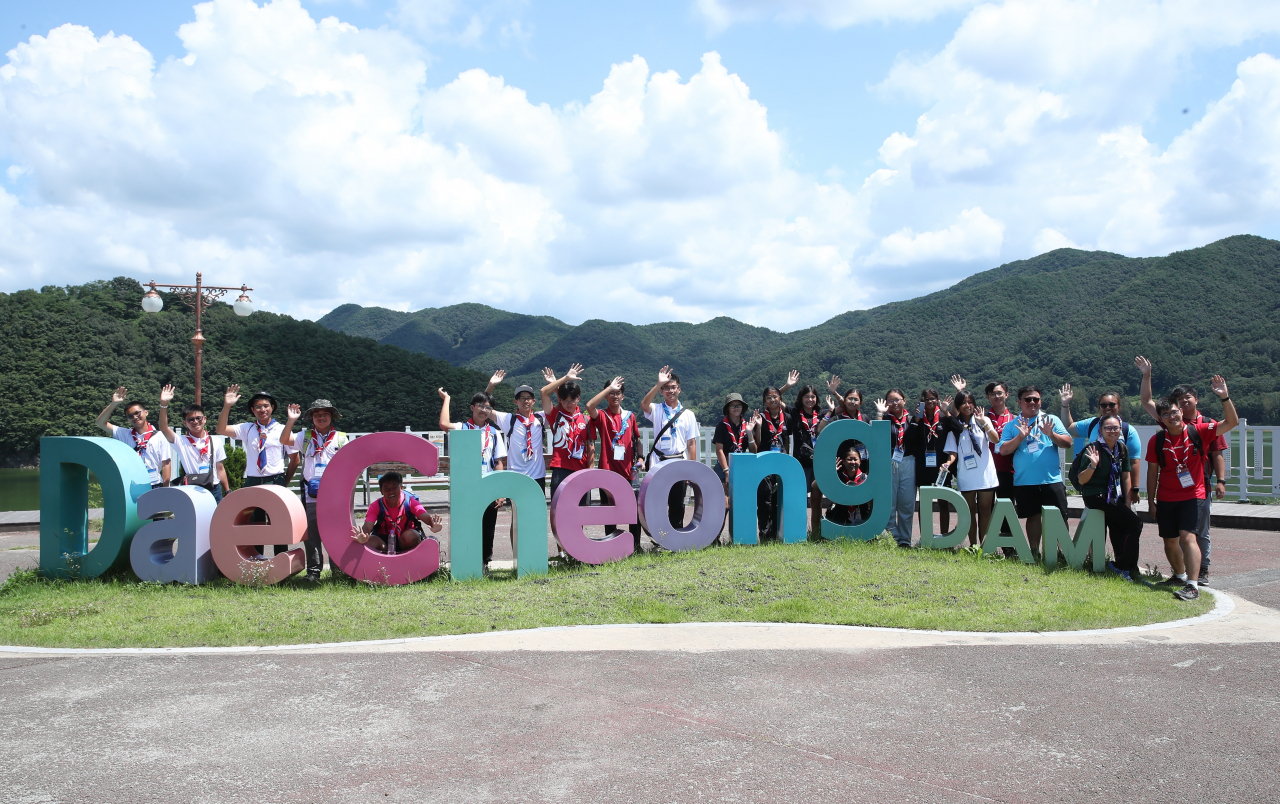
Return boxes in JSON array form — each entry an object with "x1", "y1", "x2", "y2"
[
  {"x1": 721, "y1": 417, "x2": 749, "y2": 452},
  {"x1": 609, "y1": 410, "x2": 631, "y2": 447},
  {"x1": 963, "y1": 417, "x2": 983, "y2": 455},
  {"x1": 659, "y1": 403, "x2": 683, "y2": 443}
]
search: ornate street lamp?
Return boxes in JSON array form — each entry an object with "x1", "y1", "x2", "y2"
[{"x1": 140, "y1": 272, "x2": 255, "y2": 404}]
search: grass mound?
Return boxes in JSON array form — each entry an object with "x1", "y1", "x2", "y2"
[{"x1": 0, "y1": 537, "x2": 1212, "y2": 648}]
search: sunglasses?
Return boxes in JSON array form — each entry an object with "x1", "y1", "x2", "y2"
[
  {"x1": 1022, "y1": 397, "x2": 1041, "y2": 403},
  {"x1": 185, "y1": 416, "x2": 205, "y2": 423},
  {"x1": 126, "y1": 410, "x2": 146, "y2": 418},
  {"x1": 1099, "y1": 402, "x2": 1119, "y2": 408}
]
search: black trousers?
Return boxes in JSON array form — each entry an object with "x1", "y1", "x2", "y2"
[
  {"x1": 482, "y1": 500, "x2": 499, "y2": 566},
  {"x1": 1084, "y1": 495, "x2": 1143, "y2": 573},
  {"x1": 668, "y1": 481, "x2": 688, "y2": 530},
  {"x1": 244, "y1": 473, "x2": 287, "y2": 555},
  {"x1": 757, "y1": 476, "x2": 779, "y2": 540}
]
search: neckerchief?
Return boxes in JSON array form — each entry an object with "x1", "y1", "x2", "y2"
[
  {"x1": 796, "y1": 408, "x2": 820, "y2": 443},
  {"x1": 764, "y1": 407, "x2": 786, "y2": 447},
  {"x1": 889, "y1": 411, "x2": 909, "y2": 449},
  {"x1": 606, "y1": 409, "x2": 632, "y2": 456},
  {"x1": 308, "y1": 427, "x2": 336, "y2": 458},
  {"x1": 721, "y1": 417, "x2": 749, "y2": 453},
  {"x1": 463, "y1": 419, "x2": 493, "y2": 460},
  {"x1": 131, "y1": 424, "x2": 157, "y2": 455},
  {"x1": 517, "y1": 412, "x2": 539, "y2": 461},
  {"x1": 921, "y1": 408, "x2": 942, "y2": 445},
  {"x1": 379, "y1": 492, "x2": 405, "y2": 555},
  {"x1": 838, "y1": 466, "x2": 865, "y2": 486},
  {"x1": 962, "y1": 416, "x2": 984, "y2": 455},
  {"x1": 1098, "y1": 439, "x2": 1122, "y2": 505},
  {"x1": 184, "y1": 431, "x2": 210, "y2": 462},
  {"x1": 254, "y1": 420, "x2": 276, "y2": 471}
]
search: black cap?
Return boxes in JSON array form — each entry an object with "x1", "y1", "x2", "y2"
[{"x1": 247, "y1": 391, "x2": 278, "y2": 411}]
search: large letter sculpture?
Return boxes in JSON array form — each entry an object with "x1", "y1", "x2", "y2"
[
  {"x1": 638, "y1": 459, "x2": 726, "y2": 551},
  {"x1": 450, "y1": 429, "x2": 548, "y2": 580},
  {"x1": 728, "y1": 451, "x2": 807, "y2": 544},
  {"x1": 813, "y1": 420, "x2": 892, "y2": 540},
  {"x1": 981, "y1": 498, "x2": 1035, "y2": 563},
  {"x1": 210, "y1": 485, "x2": 307, "y2": 584},
  {"x1": 317, "y1": 431, "x2": 442, "y2": 584},
  {"x1": 550, "y1": 469, "x2": 637, "y2": 564},
  {"x1": 130, "y1": 486, "x2": 218, "y2": 584},
  {"x1": 1042, "y1": 505, "x2": 1106, "y2": 571},
  {"x1": 39, "y1": 436, "x2": 152, "y2": 579},
  {"x1": 917, "y1": 487, "x2": 971, "y2": 550}
]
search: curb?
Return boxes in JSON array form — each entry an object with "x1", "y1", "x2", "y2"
[{"x1": 0, "y1": 587, "x2": 1237, "y2": 657}]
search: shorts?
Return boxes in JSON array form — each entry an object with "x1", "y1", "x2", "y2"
[
  {"x1": 1157, "y1": 498, "x2": 1201, "y2": 539},
  {"x1": 1012, "y1": 482, "x2": 1068, "y2": 519}
]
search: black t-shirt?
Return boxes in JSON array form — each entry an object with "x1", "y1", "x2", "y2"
[
  {"x1": 712, "y1": 418, "x2": 753, "y2": 457},
  {"x1": 757, "y1": 405, "x2": 790, "y2": 453},
  {"x1": 788, "y1": 407, "x2": 823, "y2": 463}
]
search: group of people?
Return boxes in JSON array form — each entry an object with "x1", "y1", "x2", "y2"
[{"x1": 95, "y1": 356, "x2": 1236, "y2": 600}]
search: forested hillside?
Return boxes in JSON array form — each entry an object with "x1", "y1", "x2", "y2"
[
  {"x1": 321, "y1": 235, "x2": 1280, "y2": 426},
  {"x1": 0, "y1": 278, "x2": 502, "y2": 462}
]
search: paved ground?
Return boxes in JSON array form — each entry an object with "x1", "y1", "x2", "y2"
[{"x1": 2, "y1": 513, "x2": 1278, "y2": 803}]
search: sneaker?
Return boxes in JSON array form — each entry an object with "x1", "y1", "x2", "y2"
[
  {"x1": 304, "y1": 571, "x2": 321, "y2": 583},
  {"x1": 1198, "y1": 571, "x2": 1210, "y2": 587},
  {"x1": 1173, "y1": 584, "x2": 1200, "y2": 601},
  {"x1": 1157, "y1": 575, "x2": 1186, "y2": 587}
]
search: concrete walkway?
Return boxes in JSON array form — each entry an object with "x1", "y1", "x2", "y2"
[{"x1": 2, "y1": 519, "x2": 1278, "y2": 802}]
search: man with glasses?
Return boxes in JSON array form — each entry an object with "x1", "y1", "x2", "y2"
[
  {"x1": 1137, "y1": 357, "x2": 1229, "y2": 586},
  {"x1": 157, "y1": 384, "x2": 230, "y2": 501},
  {"x1": 999, "y1": 385, "x2": 1072, "y2": 557},
  {"x1": 1060, "y1": 387, "x2": 1142, "y2": 504},
  {"x1": 96, "y1": 386, "x2": 171, "y2": 489}
]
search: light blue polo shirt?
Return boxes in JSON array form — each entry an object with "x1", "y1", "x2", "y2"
[
  {"x1": 1072, "y1": 416, "x2": 1142, "y2": 461},
  {"x1": 1000, "y1": 414, "x2": 1069, "y2": 486}
]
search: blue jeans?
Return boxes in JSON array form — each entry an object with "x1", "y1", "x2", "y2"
[{"x1": 889, "y1": 455, "x2": 916, "y2": 545}]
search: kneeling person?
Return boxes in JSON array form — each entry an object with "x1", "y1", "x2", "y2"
[{"x1": 353, "y1": 472, "x2": 443, "y2": 554}]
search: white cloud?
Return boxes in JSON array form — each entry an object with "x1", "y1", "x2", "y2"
[
  {"x1": 869, "y1": 207, "x2": 1004, "y2": 265},
  {"x1": 391, "y1": 0, "x2": 528, "y2": 47},
  {"x1": 696, "y1": 0, "x2": 980, "y2": 31}
]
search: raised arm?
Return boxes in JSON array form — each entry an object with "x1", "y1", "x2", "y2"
[
  {"x1": 280, "y1": 403, "x2": 302, "y2": 447},
  {"x1": 586, "y1": 376, "x2": 623, "y2": 418},
  {"x1": 541, "y1": 363, "x2": 583, "y2": 416},
  {"x1": 438, "y1": 388, "x2": 460, "y2": 431},
  {"x1": 96, "y1": 386, "x2": 127, "y2": 435},
  {"x1": 216, "y1": 385, "x2": 240, "y2": 438},
  {"x1": 1210, "y1": 375, "x2": 1238, "y2": 435},
  {"x1": 1059, "y1": 384, "x2": 1078, "y2": 435},
  {"x1": 779, "y1": 370, "x2": 800, "y2": 395},
  {"x1": 1136, "y1": 356, "x2": 1157, "y2": 422},
  {"x1": 1000, "y1": 419, "x2": 1030, "y2": 455},
  {"x1": 158, "y1": 385, "x2": 177, "y2": 442},
  {"x1": 641, "y1": 365, "x2": 672, "y2": 415},
  {"x1": 485, "y1": 369, "x2": 506, "y2": 396}
]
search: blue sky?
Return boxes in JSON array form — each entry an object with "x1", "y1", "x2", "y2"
[{"x1": 2, "y1": 1, "x2": 1279, "y2": 330}]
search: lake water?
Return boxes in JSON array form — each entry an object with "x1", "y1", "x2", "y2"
[{"x1": 0, "y1": 468, "x2": 40, "y2": 512}]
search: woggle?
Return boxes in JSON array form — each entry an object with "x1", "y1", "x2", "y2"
[
  {"x1": 130, "y1": 485, "x2": 218, "y2": 584},
  {"x1": 316, "y1": 431, "x2": 441, "y2": 585},
  {"x1": 39, "y1": 436, "x2": 151, "y2": 579},
  {"x1": 727, "y1": 451, "x2": 807, "y2": 544},
  {"x1": 209, "y1": 485, "x2": 307, "y2": 584},
  {"x1": 550, "y1": 468, "x2": 637, "y2": 564},
  {"x1": 917, "y1": 486, "x2": 970, "y2": 550},
  {"x1": 637, "y1": 459, "x2": 726, "y2": 551},
  {"x1": 813, "y1": 419, "x2": 892, "y2": 541},
  {"x1": 449, "y1": 428, "x2": 548, "y2": 580}
]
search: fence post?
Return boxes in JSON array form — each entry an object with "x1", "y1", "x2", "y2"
[{"x1": 1238, "y1": 418, "x2": 1249, "y2": 502}]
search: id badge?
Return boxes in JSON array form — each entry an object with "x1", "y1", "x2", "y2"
[
  {"x1": 197, "y1": 462, "x2": 210, "y2": 474},
  {"x1": 964, "y1": 454, "x2": 978, "y2": 470},
  {"x1": 892, "y1": 448, "x2": 904, "y2": 464},
  {"x1": 1177, "y1": 464, "x2": 1195, "y2": 489},
  {"x1": 313, "y1": 462, "x2": 327, "y2": 479},
  {"x1": 613, "y1": 445, "x2": 625, "y2": 461},
  {"x1": 1027, "y1": 440, "x2": 1042, "y2": 455},
  {"x1": 925, "y1": 453, "x2": 937, "y2": 468},
  {"x1": 770, "y1": 443, "x2": 781, "y2": 453}
]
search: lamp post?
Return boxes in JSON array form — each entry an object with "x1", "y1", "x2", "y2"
[{"x1": 140, "y1": 272, "x2": 255, "y2": 405}]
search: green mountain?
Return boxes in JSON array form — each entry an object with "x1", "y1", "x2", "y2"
[
  {"x1": 320, "y1": 235, "x2": 1280, "y2": 426},
  {"x1": 0, "y1": 278, "x2": 504, "y2": 461}
]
